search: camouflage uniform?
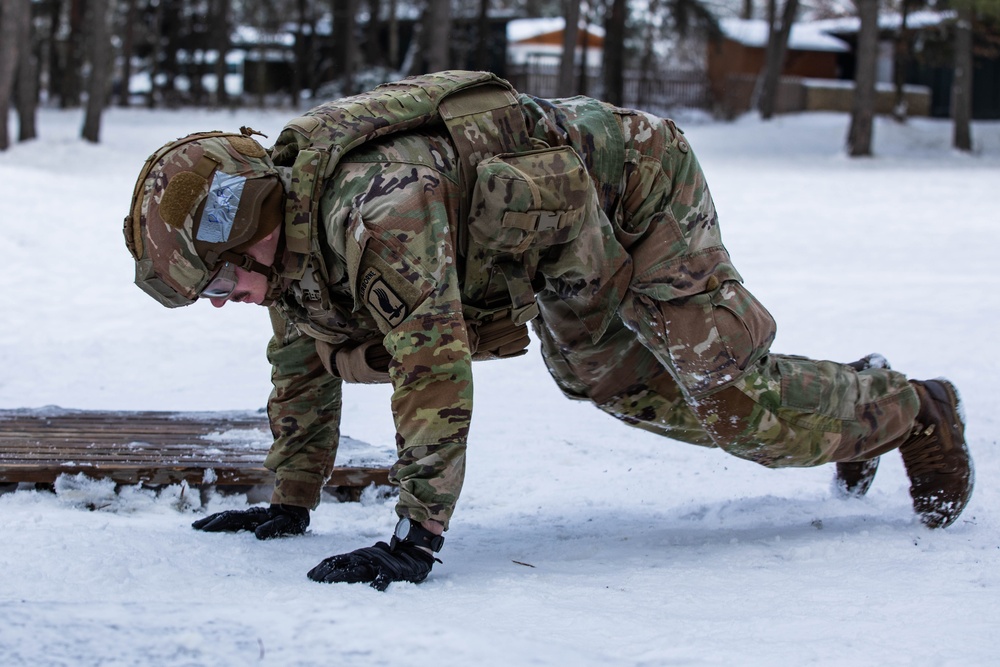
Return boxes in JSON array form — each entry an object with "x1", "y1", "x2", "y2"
[{"x1": 260, "y1": 90, "x2": 919, "y2": 530}]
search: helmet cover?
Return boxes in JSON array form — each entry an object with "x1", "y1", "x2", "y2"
[{"x1": 124, "y1": 132, "x2": 280, "y2": 307}]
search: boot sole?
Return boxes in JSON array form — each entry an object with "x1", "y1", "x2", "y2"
[{"x1": 910, "y1": 379, "x2": 975, "y2": 529}]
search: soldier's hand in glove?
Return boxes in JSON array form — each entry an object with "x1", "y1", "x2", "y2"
[
  {"x1": 307, "y1": 541, "x2": 438, "y2": 591},
  {"x1": 191, "y1": 503, "x2": 309, "y2": 540}
]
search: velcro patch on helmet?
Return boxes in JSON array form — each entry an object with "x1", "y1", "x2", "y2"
[
  {"x1": 161, "y1": 172, "x2": 209, "y2": 230},
  {"x1": 228, "y1": 136, "x2": 267, "y2": 158}
]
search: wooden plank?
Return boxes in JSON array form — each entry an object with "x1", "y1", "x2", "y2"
[
  {"x1": 0, "y1": 463, "x2": 390, "y2": 488},
  {"x1": 0, "y1": 409, "x2": 391, "y2": 490}
]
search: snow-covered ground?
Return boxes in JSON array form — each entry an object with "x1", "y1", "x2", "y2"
[{"x1": 1, "y1": 106, "x2": 998, "y2": 666}]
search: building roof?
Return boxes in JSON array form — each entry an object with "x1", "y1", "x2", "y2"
[
  {"x1": 719, "y1": 18, "x2": 849, "y2": 52},
  {"x1": 507, "y1": 17, "x2": 605, "y2": 44},
  {"x1": 811, "y1": 10, "x2": 956, "y2": 36}
]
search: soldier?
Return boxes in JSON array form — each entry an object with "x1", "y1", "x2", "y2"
[{"x1": 124, "y1": 71, "x2": 973, "y2": 591}]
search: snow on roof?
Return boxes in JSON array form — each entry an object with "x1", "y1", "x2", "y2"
[
  {"x1": 507, "y1": 17, "x2": 605, "y2": 43},
  {"x1": 810, "y1": 10, "x2": 956, "y2": 35},
  {"x1": 719, "y1": 18, "x2": 849, "y2": 52},
  {"x1": 231, "y1": 25, "x2": 295, "y2": 48}
]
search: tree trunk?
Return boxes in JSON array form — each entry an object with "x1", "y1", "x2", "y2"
[
  {"x1": 293, "y1": 0, "x2": 306, "y2": 101},
  {"x1": 15, "y1": 0, "x2": 37, "y2": 141},
  {"x1": 742, "y1": 0, "x2": 754, "y2": 20},
  {"x1": 603, "y1": 0, "x2": 627, "y2": 106},
  {"x1": 46, "y1": 0, "x2": 63, "y2": 108},
  {"x1": 147, "y1": 0, "x2": 162, "y2": 107},
  {"x1": 757, "y1": 0, "x2": 798, "y2": 119},
  {"x1": 62, "y1": 0, "x2": 86, "y2": 108},
  {"x1": 891, "y1": 0, "x2": 911, "y2": 121},
  {"x1": 118, "y1": 0, "x2": 135, "y2": 107},
  {"x1": 367, "y1": 0, "x2": 384, "y2": 67},
  {"x1": 846, "y1": 0, "x2": 879, "y2": 157},
  {"x1": 160, "y1": 2, "x2": 181, "y2": 107},
  {"x1": 388, "y1": 0, "x2": 399, "y2": 69},
  {"x1": 475, "y1": 0, "x2": 489, "y2": 71},
  {"x1": 952, "y1": 3, "x2": 974, "y2": 152},
  {"x1": 557, "y1": 0, "x2": 581, "y2": 97},
  {"x1": 333, "y1": 0, "x2": 358, "y2": 93},
  {"x1": 637, "y1": 0, "x2": 660, "y2": 109},
  {"x1": 81, "y1": 0, "x2": 111, "y2": 143},
  {"x1": 0, "y1": 0, "x2": 23, "y2": 150},
  {"x1": 424, "y1": 0, "x2": 451, "y2": 72},
  {"x1": 212, "y1": 0, "x2": 231, "y2": 107}
]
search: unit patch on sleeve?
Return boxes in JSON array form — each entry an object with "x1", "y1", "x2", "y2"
[
  {"x1": 356, "y1": 239, "x2": 430, "y2": 332},
  {"x1": 360, "y1": 267, "x2": 409, "y2": 328}
]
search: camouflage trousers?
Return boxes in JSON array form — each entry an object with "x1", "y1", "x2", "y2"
[{"x1": 534, "y1": 111, "x2": 919, "y2": 467}]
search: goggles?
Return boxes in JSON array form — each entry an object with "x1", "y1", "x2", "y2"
[{"x1": 200, "y1": 262, "x2": 238, "y2": 299}]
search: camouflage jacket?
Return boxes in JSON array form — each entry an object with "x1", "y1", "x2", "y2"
[{"x1": 261, "y1": 91, "x2": 638, "y2": 524}]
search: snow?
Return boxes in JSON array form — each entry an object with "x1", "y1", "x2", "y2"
[
  {"x1": 2, "y1": 107, "x2": 999, "y2": 666},
  {"x1": 507, "y1": 17, "x2": 607, "y2": 43},
  {"x1": 811, "y1": 10, "x2": 958, "y2": 36},
  {"x1": 718, "y1": 17, "x2": 850, "y2": 52}
]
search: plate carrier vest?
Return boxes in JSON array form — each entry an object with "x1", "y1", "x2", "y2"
[{"x1": 268, "y1": 71, "x2": 555, "y2": 381}]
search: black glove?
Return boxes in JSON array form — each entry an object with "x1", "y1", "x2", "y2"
[
  {"x1": 307, "y1": 541, "x2": 438, "y2": 591},
  {"x1": 191, "y1": 504, "x2": 309, "y2": 540}
]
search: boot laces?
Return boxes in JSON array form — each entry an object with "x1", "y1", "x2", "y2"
[{"x1": 903, "y1": 423, "x2": 948, "y2": 477}]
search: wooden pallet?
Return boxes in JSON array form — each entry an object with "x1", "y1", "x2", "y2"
[{"x1": 0, "y1": 409, "x2": 391, "y2": 493}]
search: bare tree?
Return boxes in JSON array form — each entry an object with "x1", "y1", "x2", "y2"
[
  {"x1": 557, "y1": 0, "x2": 581, "y2": 96},
  {"x1": 367, "y1": 0, "x2": 385, "y2": 67},
  {"x1": 952, "y1": 1, "x2": 975, "y2": 151},
  {"x1": 118, "y1": 0, "x2": 137, "y2": 106},
  {"x1": 603, "y1": 0, "x2": 627, "y2": 106},
  {"x1": 292, "y1": 0, "x2": 315, "y2": 101},
  {"x1": 846, "y1": 0, "x2": 879, "y2": 156},
  {"x1": 475, "y1": 0, "x2": 490, "y2": 70},
  {"x1": 147, "y1": 0, "x2": 164, "y2": 107},
  {"x1": 637, "y1": 0, "x2": 659, "y2": 108},
  {"x1": 388, "y1": 0, "x2": 399, "y2": 69},
  {"x1": 757, "y1": 0, "x2": 798, "y2": 119},
  {"x1": 15, "y1": 0, "x2": 36, "y2": 141},
  {"x1": 0, "y1": 0, "x2": 24, "y2": 150},
  {"x1": 81, "y1": 0, "x2": 112, "y2": 142},
  {"x1": 424, "y1": 0, "x2": 451, "y2": 72},
  {"x1": 63, "y1": 0, "x2": 87, "y2": 107},
  {"x1": 578, "y1": 4, "x2": 592, "y2": 95},
  {"x1": 212, "y1": 0, "x2": 232, "y2": 107},
  {"x1": 891, "y1": 0, "x2": 915, "y2": 121},
  {"x1": 334, "y1": 0, "x2": 359, "y2": 92}
]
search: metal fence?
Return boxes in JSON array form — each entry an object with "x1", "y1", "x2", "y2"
[{"x1": 506, "y1": 62, "x2": 711, "y2": 114}]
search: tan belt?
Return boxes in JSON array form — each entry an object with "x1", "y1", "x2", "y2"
[{"x1": 314, "y1": 311, "x2": 531, "y2": 384}]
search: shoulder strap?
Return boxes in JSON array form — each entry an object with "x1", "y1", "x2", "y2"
[
  {"x1": 438, "y1": 82, "x2": 534, "y2": 255},
  {"x1": 270, "y1": 71, "x2": 528, "y2": 279}
]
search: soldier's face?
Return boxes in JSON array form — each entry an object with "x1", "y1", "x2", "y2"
[
  {"x1": 207, "y1": 228, "x2": 281, "y2": 308},
  {"x1": 207, "y1": 264, "x2": 269, "y2": 307}
]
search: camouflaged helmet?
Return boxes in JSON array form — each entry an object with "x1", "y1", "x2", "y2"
[{"x1": 123, "y1": 130, "x2": 282, "y2": 307}]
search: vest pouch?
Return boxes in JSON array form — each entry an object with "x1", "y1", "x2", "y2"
[
  {"x1": 467, "y1": 314, "x2": 531, "y2": 360},
  {"x1": 467, "y1": 146, "x2": 591, "y2": 255}
]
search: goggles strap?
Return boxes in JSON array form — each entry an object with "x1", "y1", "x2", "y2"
[
  {"x1": 219, "y1": 250, "x2": 272, "y2": 278},
  {"x1": 217, "y1": 248, "x2": 286, "y2": 307}
]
